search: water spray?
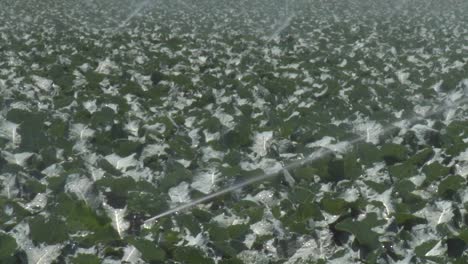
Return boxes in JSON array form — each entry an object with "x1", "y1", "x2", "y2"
[
  {"x1": 113, "y1": 0, "x2": 152, "y2": 31},
  {"x1": 144, "y1": 90, "x2": 468, "y2": 226}
]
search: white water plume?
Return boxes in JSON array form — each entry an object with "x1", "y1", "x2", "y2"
[
  {"x1": 267, "y1": 0, "x2": 295, "y2": 41},
  {"x1": 267, "y1": 15, "x2": 294, "y2": 41},
  {"x1": 144, "y1": 92, "x2": 468, "y2": 225},
  {"x1": 116, "y1": 0, "x2": 152, "y2": 30}
]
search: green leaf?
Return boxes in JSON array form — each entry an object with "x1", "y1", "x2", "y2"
[
  {"x1": 39, "y1": 146, "x2": 58, "y2": 169},
  {"x1": 446, "y1": 120, "x2": 468, "y2": 138},
  {"x1": 46, "y1": 116, "x2": 72, "y2": 151},
  {"x1": 113, "y1": 140, "x2": 143, "y2": 157},
  {"x1": 438, "y1": 175, "x2": 465, "y2": 199},
  {"x1": 191, "y1": 208, "x2": 213, "y2": 223},
  {"x1": 293, "y1": 166, "x2": 318, "y2": 181},
  {"x1": 397, "y1": 192, "x2": 427, "y2": 212},
  {"x1": 327, "y1": 159, "x2": 345, "y2": 182},
  {"x1": 0, "y1": 233, "x2": 17, "y2": 258},
  {"x1": 97, "y1": 158, "x2": 122, "y2": 176},
  {"x1": 208, "y1": 224, "x2": 230, "y2": 242},
  {"x1": 0, "y1": 198, "x2": 30, "y2": 229},
  {"x1": 423, "y1": 162, "x2": 450, "y2": 183},
  {"x1": 415, "y1": 240, "x2": 439, "y2": 258},
  {"x1": 84, "y1": 72, "x2": 105, "y2": 87},
  {"x1": 127, "y1": 191, "x2": 168, "y2": 216},
  {"x1": 174, "y1": 214, "x2": 201, "y2": 235},
  {"x1": 173, "y1": 246, "x2": 214, "y2": 264},
  {"x1": 224, "y1": 150, "x2": 241, "y2": 166},
  {"x1": 289, "y1": 186, "x2": 315, "y2": 204},
  {"x1": 297, "y1": 202, "x2": 324, "y2": 221},
  {"x1": 232, "y1": 200, "x2": 264, "y2": 223},
  {"x1": 362, "y1": 213, "x2": 387, "y2": 228},
  {"x1": 458, "y1": 228, "x2": 468, "y2": 244},
  {"x1": 227, "y1": 224, "x2": 250, "y2": 240},
  {"x1": 306, "y1": 152, "x2": 335, "y2": 182},
  {"x1": 222, "y1": 126, "x2": 252, "y2": 149},
  {"x1": 394, "y1": 213, "x2": 428, "y2": 230},
  {"x1": 129, "y1": 238, "x2": 166, "y2": 262},
  {"x1": 364, "y1": 180, "x2": 387, "y2": 194},
  {"x1": 447, "y1": 238, "x2": 466, "y2": 258},
  {"x1": 7, "y1": 109, "x2": 49, "y2": 152},
  {"x1": 408, "y1": 148, "x2": 434, "y2": 167},
  {"x1": 381, "y1": 143, "x2": 408, "y2": 165},
  {"x1": 170, "y1": 74, "x2": 193, "y2": 88},
  {"x1": 159, "y1": 162, "x2": 192, "y2": 191},
  {"x1": 29, "y1": 215, "x2": 69, "y2": 244},
  {"x1": 121, "y1": 81, "x2": 145, "y2": 96},
  {"x1": 95, "y1": 176, "x2": 136, "y2": 207},
  {"x1": 47, "y1": 175, "x2": 67, "y2": 194},
  {"x1": 146, "y1": 83, "x2": 171, "y2": 102},
  {"x1": 395, "y1": 180, "x2": 415, "y2": 195},
  {"x1": 167, "y1": 135, "x2": 196, "y2": 160},
  {"x1": 321, "y1": 197, "x2": 348, "y2": 215},
  {"x1": 70, "y1": 254, "x2": 100, "y2": 264},
  {"x1": 388, "y1": 162, "x2": 417, "y2": 179},
  {"x1": 150, "y1": 71, "x2": 166, "y2": 85},
  {"x1": 52, "y1": 194, "x2": 118, "y2": 246},
  {"x1": 158, "y1": 230, "x2": 180, "y2": 252},
  {"x1": 212, "y1": 241, "x2": 240, "y2": 258},
  {"x1": 446, "y1": 141, "x2": 468, "y2": 157},
  {"x1": 335, "y1": 215, "x2": 381, "y2": 250},
  {"x1": 91, "y1": 107, "x2": 115, "y2": 127},
  {"x1": 219, "y1": 258, "x2": 245, "y2": 264},
  {"x1": 104, "y1": 95, "x2": 130, "y2": 116},
  {"x1": 355, "y1": 142, "x2": 382, "y2": 165},
  {"x1": 452, "y1": 256, "x2": 468, "y2": 264},
  {"x1": 343, "y1": 153, "x2": 363, "y2": 180},
  {"x1": 23, "y1": 179, "x2": 46, "y2": 195}
]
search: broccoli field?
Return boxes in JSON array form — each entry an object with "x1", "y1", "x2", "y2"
[{"x1": 0, "y1": 0, "x2": 468, "y2": 263}]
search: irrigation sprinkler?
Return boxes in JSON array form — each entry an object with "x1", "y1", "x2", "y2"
[{"x1": 144, "y1": 90, "x2": 468, "y2": 226}]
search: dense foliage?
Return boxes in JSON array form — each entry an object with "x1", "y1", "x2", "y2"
[{"x1": 0, "y1": 0, "x2": 467, "y2": 263}]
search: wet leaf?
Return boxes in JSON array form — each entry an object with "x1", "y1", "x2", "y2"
[
  {"x1": 29, "y1": 215, "x2": 68, "y2": 244},
  {"x1": 70, "y1": 254, "x2": 100, "y2": 264},
  {"x1": 438, "y1": 175, "x2": 465, "y2": 199},
  {"x1": 394, "y1": 213, "x2": 428, "y2": 230},
  {"x1": 174, "y1": 246, "x2": 214, "y2": 264},
  {"x1": 335, "y1": 213, "x2": 383, "y2": 250},
  {"x1": 129, "y1": 238, "x2": 166, "y2": 262},
  {"x1": 0, "y1": 233, "x2": 17, "y2": 258},
  {"x1": 381, "y1": 143, "x2": 408, "y2": 165}
]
